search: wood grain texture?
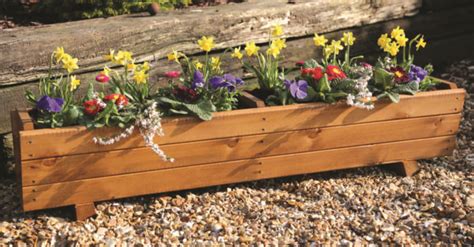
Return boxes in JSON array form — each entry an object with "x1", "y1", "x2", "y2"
[
  {"x1": 0, "y1": 0, "x2": 421, "y2": 87},
  {"x1": 18, "y1": 88, "x2": 466, "y2": 160},
  {"x1": 21, "y1": 135, "x2": 455, "y2": 211},
  {"x1": 400, "y1": 160, "x2": 420, "y2": 177},
  {"x1": 21, "y1": 113, "x2": 461, "y2": 186}
]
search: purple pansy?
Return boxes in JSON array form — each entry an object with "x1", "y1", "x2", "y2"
[
  {"x1": 191, "y1": 70, "x2": 205, "y2": 89},
  {"x1": 209, "y1": 74, "x2": 244, "y2": 92},
  {"x1": 36, "y1": 95, "x2": 64, "y2": 113},
  {"x1": 285, "y1": 79, "x2": 308, "y2": 100},
  {"x1": 408, "y1": 65, "x2": 428, "y2": 83}
]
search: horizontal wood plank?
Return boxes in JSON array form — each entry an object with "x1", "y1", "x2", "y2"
[
  {"x1": 21, "y1": 114, "x2": 461, "y2": 186},
  {"x1": 18, "y1": 88, "x2": 466, "y2": 160},
  {"x1": 21, "y1": 135, "x2": 455, "y2": 211}
]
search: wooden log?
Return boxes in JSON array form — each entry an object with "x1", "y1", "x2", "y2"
[
  {"x1": 20, "y1": 113, "x2": 461, "y2": 186},
  {"x1": 1, "y1": 4, "x2": 473, "y2": 134},
  {"x1": 0, "y1": 0, "x2": 421, "y2": 87},
  {"x1": 18, "y1": 88, "x2": 465, "y2": 160},
  {"x1": 21, "y1": 135, "x2": 455, "y2": 211}
]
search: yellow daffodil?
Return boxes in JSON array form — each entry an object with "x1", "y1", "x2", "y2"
[
  {"x1": 127, "y1": 61, "x2": 137, "y2": 71},
  {"x1": 324, "y1": 46, "x2": 333, "y2": 58},
  {"x1": 271, "y1": 24, "x2": 283, "y2": 37},
  {"x1": 341, "y1": 32, "x2": 356, "y2": 46},
  {"x1": 167, "y1": 50, "x2": 181, "y2": 63},
  {"x1": 70, "y1": 75, "x2": 80, "y2": 91},
  {"x1": 114, "y1": 50, "x2": 133, "y2": 66},
  {"x1": 390, "y1": 26, "x2": 405, "y2": 39},
  {"x1": 133, "y1": 70, "x2": 148, "y2": 84},
  {"x1": 416, "y1": 36, "x2": 427, "y2": 50},
  {"x1": 211, "y1": 57, "x2": 221, "y2": 70},
  {"x1": 105, "y1": 49, "x2": 115, "y2": 62},
  {"x1": 102, "y1": 66, "x2": 111, "y2": 76},
  {"x1": 395, "y1": 35, "x2": 408, "y2": 47},
  {"x1": 266, "y1": 46, "x2": 280, "y2": 58},
  {"x1": 272, "y1": 38, "x2": 286, "y2": 50},
  {"x1": 62, "y1": 55, "x2": 79, "y2": 73},
  {"x1": 193, "y1": 60, "x2": 203, "y2": 70},
  {"x1": 313, "y1": 33, "x2": 328, "y2": 47},
  {"x1": 197, "y1": 36, "x2": 215, "y2": 52},
  {"x1": 377, "y1": 34, "x2": 391, "y2": 50},
  {"x1": 329, "y1": 40, "x2": 344, "y2": 55},
  {"x1": 54, "y1": 47, "x2": 66, "y2": 63},
  {"x1": 384, "y1": 42, "x2": 400, "y2": 56},
  {"x1": 231, "y1": 47, "x2": 243, "y2": 60},
  {"x1": 245, "y1": 42, "x2": 260, "y2": 57},
  {"x1": 142, "y1": 62, "x2": 150, "y2": 71}
]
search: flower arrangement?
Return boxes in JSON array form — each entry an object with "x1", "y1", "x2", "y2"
[
  {"x1": 24, "y1": 26, "x2": 436, "y2": 163},
  {"x1": 288, "y1": 32, "x2": 375, "y2": 110},
  {"x1": 158, "y1": 36, "x2": 246, "y2": 120},
  {"x1": 25, "y1": 47, "x2": 82, "y2": 127},
  {"x1": 234, "y1": 24, "x2": 289, "y2": 105},
  {"x1": 370, "y1": 26, "x2": 435, "y2": 102}
]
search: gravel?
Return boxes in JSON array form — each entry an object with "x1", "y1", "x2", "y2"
[{"x1": 0, "y1": 60, "x2": 472, "y2": 245}]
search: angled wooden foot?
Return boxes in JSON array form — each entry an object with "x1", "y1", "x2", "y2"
[
  {"x1": 75, "y1": 202, "x2": 96, "y2": 221},
  {"x1": 400, "y1": 160, "x2": 420, "y2": 177}
]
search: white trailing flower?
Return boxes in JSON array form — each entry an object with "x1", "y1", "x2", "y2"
[
  {"x1": 93, "y1": 102, "x2": 174, "y2": 162},
  {"x1": 347, "y1": 65, "x2": 375, "y2": 110},
  {"x1": 136, "y1": 102, "x2": 174, "y2": 162}
]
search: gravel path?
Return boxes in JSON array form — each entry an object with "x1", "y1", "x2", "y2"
[{"x1": 0, "y1": 60, "x2": 472, "y2": 245}]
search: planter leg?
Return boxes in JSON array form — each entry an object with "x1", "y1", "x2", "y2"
[
  {"x1": 75, "y1": 202, "x2": 96, "y2": 221},
  {"x1": 397, "y1": 160, "x2": 420, "y2": 177}
]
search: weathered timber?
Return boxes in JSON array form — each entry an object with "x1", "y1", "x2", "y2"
[
  {"x1": 1, "y1": 3, "x2": 473, "y2": 133},
  {"x1": 0, "y1": 0, "x2": 421, "y2": 87}
]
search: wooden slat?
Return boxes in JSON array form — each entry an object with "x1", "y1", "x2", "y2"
[
  {"x1": 17, "y1": 111, "x2": 34, "y2": 131},
  {"x1": 10, "y1": 110, "x2": 23, "y2": 205},
  {"x1": 18, "y1": 88, "x2": 466, "y2": 160},
  {"x1": 21, "y1": 135, "x2": 455, "y2": 211},
  {"x1": 21, "y1": 114, "x2": 461, "y2": 186}
]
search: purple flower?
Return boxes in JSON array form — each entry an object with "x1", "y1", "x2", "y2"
[
  {"x1": 191, "y1": 70, "x2": 205, "y2": 89},
  {"x1": 209, "y1": 74, "x2": 244, "y2": 92},
  {"x1": 408, "y1": 65, "x2": 428, "y2": 83},
  {"x1": 36, "y1": 95, "x2": 64, "y2": 113},
  {"x1": 285, "y1": 79, "x2": 308, "y2": 100}
]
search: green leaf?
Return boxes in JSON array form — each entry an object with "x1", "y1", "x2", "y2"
[
  {"x1": 386, "y1": 91, "x2": 400, "y2": 103},
  {"x1": 317, "y1": 74, "x2": 331, "y2": 93},
  {"x1": 374, "y1": 68, "x2": 394, "y2": 90}
]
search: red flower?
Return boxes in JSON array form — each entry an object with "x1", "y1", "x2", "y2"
[
  {"x1": 173, "y1": 85, "x2": 199, "y2": 103},
  {"x1": 326, "y1": 65, "x2": 347, "y2": 81},
  {"x1": 164, "y1": 71, "x2": 181, "y2": 78},
  {"x1": 301, "y1": 67, "x2": 324, "y2": 80},
  {"x1": 83, "y1": 99, "x2": 103, "y2": 116},
  {"x1": 104, "y1": 94, "x2": 128, "y2": 107},
  {"x1": 95, "y1": 73, "x2": 110, "y2": 83},
  {"x1": 311, "y1": 67, "x2": 324, "y2": 80},
  {"x1": 389, "y1": 66, "x2": 409, "y2": 84}
]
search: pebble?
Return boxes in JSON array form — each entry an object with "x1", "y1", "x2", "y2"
[{"x1": 0, "y1": 60, "x2": 473, "y2": 245}]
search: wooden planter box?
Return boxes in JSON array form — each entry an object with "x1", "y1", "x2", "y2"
[{"x1": 11, "y1": 80, "x2": 465, "y2": 220}]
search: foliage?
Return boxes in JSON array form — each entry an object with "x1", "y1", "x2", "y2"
[
  {"x1": 235, "y1": 25, "x2": 289, "y2": 105},
  {"x1": 1, "y1": 0, "x2": 192, "y2": 22},
  {"x1": 286, "y1": 32, "x2": 375, "y2": 110},
  {"x1": 25, "y1": 48, "x2": 83, "y2": 128},
  {"x1": 158, "y1": 36, "x2": 246, "y2": 120},
  {"x1": 370, "y1": 26, "x2": 436, "y2": 103}
]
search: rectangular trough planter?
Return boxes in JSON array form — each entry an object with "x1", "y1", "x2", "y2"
[{"x1": 11, "y1": 80, "x2": 466, "y2": 220}]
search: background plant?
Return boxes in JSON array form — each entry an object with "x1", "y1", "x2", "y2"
[
  {"x1": 158, "y1": 36, "x2": 245, "y2": 120},
  {"x1": 371, "y1": 26, "x2": 436, "y2": 103},
  {"x1": 25, "y1": 47, "x2": 82, "y2": 128}
]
